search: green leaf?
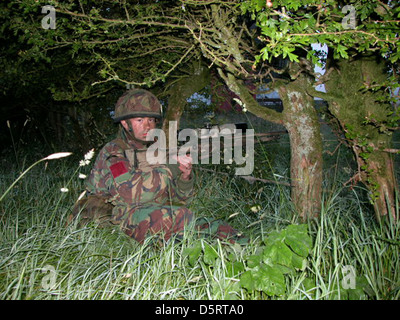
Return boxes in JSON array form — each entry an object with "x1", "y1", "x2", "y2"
[
  {"x1": 282, "y1": 46, "x2": 300, "y2": 62},
  {"x1": 240, "y1": 270, "x2": 256, "y2": 291},
  {"x1": 203, "y1": 242, "x2": 219, "y2": 265},
  {"x1": 225, "y1": 261, "x2": 245, "y2": 278},
  {"x1": 257, "y1": 265, "x2": 285, "y2": 296},
  {"x1": 336, "y1": 44, "x2": 349, "y2": 59},
  {"x1": 347, "y1": 285, "x2": 368, "y2": 300},
  {"x1": 247, "y1": 254, "x2": 262, "y2": 268},
  {"x1": 260, "y1": 47, "x2": 269, "y2": 61},
  {"x1": 183, "y1": 242, "x2": 202, "y2": 267},
  {"x1": 263, "y1": 240, "x2": 293, "y2": 268},
  {"x1": 264, "y1": 229, "x2": 286, "y2": 246},
  {"x1": 284, "y1": 224, "x2": 312, "y2": 258},
  {"x1": 240, "y1": 265, "x2": 285, "y2": 296},
  {"x1": 291, "y1": 252, "x2": 307, "y2": 271},
  {"x1": 287, "y1": 51, "x2": 300, "y2": 62},
  {"x1": 255, "y1": 0, "x2": 266, "y2": 11},
  {"x1": 262, "y1": 225, "x2": 310, "y2": 272}
]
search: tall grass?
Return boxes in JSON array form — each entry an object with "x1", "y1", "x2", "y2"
[{"x1": 0, "y1": 150, "x2": 399, "y2": 300}]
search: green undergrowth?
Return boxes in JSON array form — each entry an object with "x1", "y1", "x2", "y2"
[{"x1": 0, "y1": 151, "x2": 399, "y2": 300}]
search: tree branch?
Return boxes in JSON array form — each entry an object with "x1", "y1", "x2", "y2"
[{"x1": 218, "y1": 69, "x2": 284, "y2": 125}]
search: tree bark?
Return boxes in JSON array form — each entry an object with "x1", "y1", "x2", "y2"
[
  {"x1": 279, "y1": 77, "x2": 323, "y2": 220},
  {"x1": 199, "y1": 3, "x2": 323, "y2": 220},
  {"x1": 324, "y1": 53, "x2": 398, "y2": 221},
  {"x1": 221, "y1": 66, "x2": 323, "y2": 220}
]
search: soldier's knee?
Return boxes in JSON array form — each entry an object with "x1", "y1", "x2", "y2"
[{"x1": 120, "y1": 205, "x2": 194, "y2": 244}]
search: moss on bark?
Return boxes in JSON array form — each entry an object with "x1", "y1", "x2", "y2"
[{"x1": 325, "y1": 54, "x2": 398, "y2": 221}]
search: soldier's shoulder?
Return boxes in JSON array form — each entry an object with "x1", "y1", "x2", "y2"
[
  {"x1": 96, "y1": 139, "x2": 132, "y2": 162},
  {"x1": 101, "y1": 138, "x2": 127, "y2": 153}
]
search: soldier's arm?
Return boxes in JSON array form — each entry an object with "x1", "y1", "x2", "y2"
[
  {"x1": 87, "y1": 141, "x2": 140, "y2": 204},
  {"x1": 167, "y1": 163, "x2": 194, "y2": 202},
  {"x1": 86, "y1": 144, "x2": 116, "y2": 197}
]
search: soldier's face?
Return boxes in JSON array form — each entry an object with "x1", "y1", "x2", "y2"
[{"x1": 122, "y1": 117, "x2": 157, "y2": 142}]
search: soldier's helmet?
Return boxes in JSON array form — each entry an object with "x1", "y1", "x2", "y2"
[{"x1": 113, "y1": 88, "x2": 162, "y2": 123}]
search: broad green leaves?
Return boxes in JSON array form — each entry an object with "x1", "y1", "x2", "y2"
[
  {"x1": 183, "y1": 224, "x2": 312, "y2": 297},
  {"x1": 182, "y1": 224, "x2": 376, "y2": 299},
  {"x1": 184, "y1": 241, "x2": 203, "y2": 267},
  {"x1": 240, "y1": 264, "x2": 286, "y2": 296},
  {"x1": 285, "y1": 224, "x2": 313, "y2": 257},
  {"x1": 203, "y1": 242, "x2": 219, "y2": 265},
  {"x1": 240, "y1": 224, "x2": 312, "y2": 296}
]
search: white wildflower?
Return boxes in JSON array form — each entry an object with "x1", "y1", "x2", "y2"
[
  {"x1": 79, "y1": 149, "x2": 95, "y2": 167},
  {"x1": 78, "y1": 173, "x2": 87, "y2": 179},
  {"x1": 60, "y1": 187, "x2": 69, "y2": 193},
  {"x1": 250, "y1": 205, "x2": 261, "y2": 213},
  {"x1": 84, "y1": 148, "x2": 95, "y2": 161},
  {"x1": 79, "y1": 159, "x2": 90, "y2": 167},
  {"x1": 44, "y1": 152, "x2": 73, "y2": 160}
]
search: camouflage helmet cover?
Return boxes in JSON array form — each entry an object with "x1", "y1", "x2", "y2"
[{"x1": 113, "y1": 89, "x2": 162, "y2": 122}]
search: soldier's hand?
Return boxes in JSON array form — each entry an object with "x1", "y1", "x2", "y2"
[{"x1": 176, "y1": 154, "x2": 193, "y2": 180}]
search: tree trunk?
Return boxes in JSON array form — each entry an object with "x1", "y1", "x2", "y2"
[
  {"x1": 279, "y1": 73, "x2": 323, "y2": 220},
  {"x1": 368, "y1": 152, "x2": 397, "y2": 221},
  {"x1": 220, "y1": 65, "x2": 323, "y2": 220},
  {"x1": 324, "y1": 53, "x2": 398, "y2": 221}
]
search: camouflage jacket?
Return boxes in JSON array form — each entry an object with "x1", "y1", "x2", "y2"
[{"x1": 86, "y1": 133, "x2": 194, "y2": 208}]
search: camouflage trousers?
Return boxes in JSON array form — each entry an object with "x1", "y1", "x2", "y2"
[
  {"x1": 111, "y1": 204, "x2": 244, "y2": 244},
  {"x1": 112, "y1": 204, "x2": 192, "y2": 243}
]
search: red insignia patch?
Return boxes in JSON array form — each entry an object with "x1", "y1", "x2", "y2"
[{"x1": 110, "y1": 162, "x2": 128, "y2": 178}]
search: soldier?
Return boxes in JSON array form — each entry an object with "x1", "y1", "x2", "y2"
[{"x1": 75, "y1": 88, "x2": 245, "y2": 244}]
